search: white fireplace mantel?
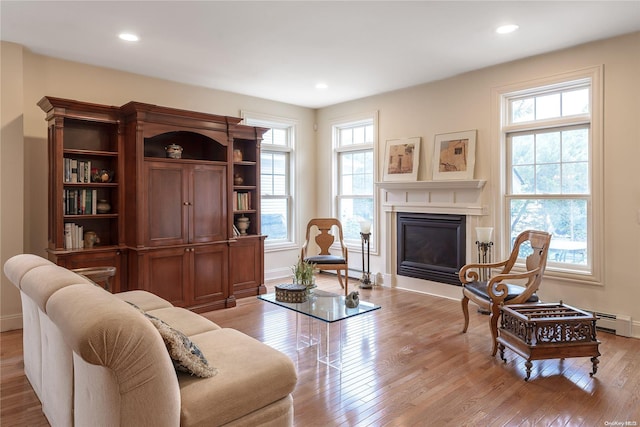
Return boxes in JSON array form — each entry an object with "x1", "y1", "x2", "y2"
[
  {"x1": 377, "y1": 179, "x2": 489, "y2": 298},
  {"x1": 376, "y1": 179, "x2": 487, "y2": 216}
]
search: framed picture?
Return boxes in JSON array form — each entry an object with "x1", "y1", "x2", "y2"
[
  {"x1": 383, "y1": 137, "x2": 421, "y2": 182},
  {"x1": 432, "y1": 130, "x2": 477, "y2": 180}
]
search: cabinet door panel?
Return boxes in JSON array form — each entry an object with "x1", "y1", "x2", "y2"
[
  {"x1": 146, "y1": 162, "x2": 188, "y2": 246},
  {"x1": 146, "y1": 247, "x2": 189, "y2": 307},
  {"x1": 229, "y1": 237, "x2": 264, "y2": 296},
  {"x1": 192, "y1": 244, "x2": 228, "y2": 305},
  {"x1": 191, "y1": 165, "x2": 226, "y2": 243}
]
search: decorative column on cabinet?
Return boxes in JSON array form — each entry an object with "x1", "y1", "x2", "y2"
[{"x1": 38, "y1": 97, "x2": 125, "y2": 292}]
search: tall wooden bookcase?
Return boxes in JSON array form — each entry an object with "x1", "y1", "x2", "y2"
[
  {"x1": 230, "y1": 124, "x2": 267, "y2": 300},
  {"x1": 38, "y1": 97, "x2": 125, "y2": 291},
  {"x1": 39, "y1": 97, "x2": 267, "y2": 310}
]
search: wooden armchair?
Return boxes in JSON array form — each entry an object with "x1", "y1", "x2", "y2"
[
  {"x1": 459, "y1": 230, "x2": 552, "y2": 356},
  {"x1": 301, "y1": 218, "x2": 349, "y2": 296}
]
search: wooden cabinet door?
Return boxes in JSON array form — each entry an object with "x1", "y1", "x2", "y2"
[
  {"x1": 146, "y1": 161, "x2": 189, "y2": 247},
  {"x1": 190, "y1": 164, "x2": 226, "y2": 244},
  {"x1": 145, "y1": 247, "x2": 190, "y2": 307},
  {"x1": 229, "y1": 236, "x2": 265, "y2": 298},
  {"x1": 189, "y1": 243, "x2": 229, "y2": 309}
]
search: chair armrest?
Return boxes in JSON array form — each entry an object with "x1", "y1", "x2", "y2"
[
  {"x1": 486, "y1": 267, "x2": 542, "y2": 303},
  {"x1": 459, "y1": 260, "x2": 508, "y2": 283}
]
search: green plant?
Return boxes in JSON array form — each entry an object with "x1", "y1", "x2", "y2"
[{"x1": 291, "y1": 258, "x2": 316, "y2": 287}]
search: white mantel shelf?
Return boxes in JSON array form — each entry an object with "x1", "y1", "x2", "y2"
[
  {"x1": 376, "y1": 179, "x2": 488, "y2": 216},
  {"x1": 375, "y1": 179, "x2": 486, "y2": 190}
]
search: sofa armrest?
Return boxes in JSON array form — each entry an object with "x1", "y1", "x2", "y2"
[{"x1": 47, "y1": 285, "x2": 181, "y2": 427}]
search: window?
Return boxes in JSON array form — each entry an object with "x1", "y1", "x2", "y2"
[
  {"x1": 333, "y1": 113, "x2": 377, "y2": 249},
  {"x1": 242, "y1": 112, "x2": 296, "y2": 249},
  {"x1": 500, "y1": 68, "x2": 602, "y2": 281}
]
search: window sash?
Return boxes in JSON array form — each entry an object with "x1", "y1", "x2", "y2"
[
  {"x1": 502, "y1": 77, "x2": 595, "y2": 275},
  {"x1": 242, "y1": 111, "x2": 296, "y2": 248},
  {"x1": 333, "y1": 116, "x2": 376, "y2": 251}
]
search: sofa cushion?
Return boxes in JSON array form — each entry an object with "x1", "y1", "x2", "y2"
[
  {"x1": 178, "y1": 328, "x2": 297, "y2": 426},
  {"x1": 46, "y1": 285, "x2": 181, "y2": 426},
  {"x1": 115, "y1": 290, "x2": 174, "y2": 311},
  {"x1": 146, "y1": 307, "x2": 221, "y2": 337},
  {"x1": 145, "y1": 313, "x2": 217, "y2": 378}
]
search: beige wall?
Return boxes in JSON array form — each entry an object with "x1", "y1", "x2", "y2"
[
  {"x1": 1, "y1": 42, "x2": 26, "y2": 329},
  {"x1": 0, "y1": 42, "x2": 315, "y2": 330},
  {"x1": 2, "y1": 32, "x2": 639, "y2": 336},
  {"x1": 317, "y1": 32, "x2": 640, "y2": 337}
]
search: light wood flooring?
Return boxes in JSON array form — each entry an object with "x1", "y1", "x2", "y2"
[{"x1": 2, "y1": 274, "x2": 640, "y2": 426}]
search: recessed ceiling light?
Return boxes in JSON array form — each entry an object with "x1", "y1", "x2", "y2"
[
  {"x1": 496, "y1": 24, "x2": 519, "y2": 35},
  {"x1": 315, "y1": 83, "x2": 328, "y2": 90},
  {"x1": 119, "y1": 33, "x2": 139, "y2": 42}
]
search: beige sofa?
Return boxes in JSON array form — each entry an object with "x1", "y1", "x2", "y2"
[{"x1": 4, "y1": 254, "x2": 297, "y2": 426}]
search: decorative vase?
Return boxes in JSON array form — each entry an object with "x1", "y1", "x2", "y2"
[
  {"x1": 234, "y1": 174, "x2": 244, "y2": 185},
  {"x1": 165, "y1": 144, "x2": 183, "y2": 159},
  {"x1": 233, "y1": 149, "x2": 243, "y2": 162},
  {"x1": 236, "y1": 216, "x2": 250, "y2": 235},
  {"x1": 294, "y1": 276, "x2": 316, "y2": 295},
  {"x1": 96, "y1": 199, "x2": 111, "y2": 214}
]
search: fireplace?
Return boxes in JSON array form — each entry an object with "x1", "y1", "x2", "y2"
[{"x1": 397, "y1": 212, "x2": 466, "y2": 286}]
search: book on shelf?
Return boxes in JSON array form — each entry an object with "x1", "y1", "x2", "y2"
[
  {"x1": 64, "y1": 158, "x2": 92, "y2": 183},
  {"x1": 233, "y1": 191, "x2": 252, "y2": 211},
  {"x1": 64, "y1": 188, "x2": 98, "y2": 215},
  {"x1": 64, "y1": 222, "x2": 84, "y2": 249}
]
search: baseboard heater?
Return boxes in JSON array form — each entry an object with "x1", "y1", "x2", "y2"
[{"x1": 590, "y1": 310, "x2": 632, "y2": 337}]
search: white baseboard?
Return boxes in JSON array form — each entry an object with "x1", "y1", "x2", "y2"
[{"x1": 0, "y1": 313, "x2": 23, "y2": 332}]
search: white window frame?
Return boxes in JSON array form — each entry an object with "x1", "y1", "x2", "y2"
[
  {"x1": 242, "y1": 111, "x2": 297, "y2": 251},
  {"x1": 492, "y1": 66, "x2": 603, "y2": 284},
  {"x1": 331, "y1": 111, "x2": 378, "y2": 254}
]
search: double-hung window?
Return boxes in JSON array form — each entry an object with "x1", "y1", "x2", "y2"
[
  {"x1": 333, "y1": 114, "x2": 376, "y2": 249},
  {"x1": 242, "y1": 112, "x2": 296, "y2": 248},
  {"x1": 499, "y1": 67, "x2": 602, "y2": 281}
]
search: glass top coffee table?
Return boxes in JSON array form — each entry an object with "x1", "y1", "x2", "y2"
[{"x1": 258, "y1": 289, "x2": 381, "y2": 370}]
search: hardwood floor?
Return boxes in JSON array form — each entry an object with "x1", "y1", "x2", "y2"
[{"x1": 2, "y1": 274, "x2": 640, "y2": 426}]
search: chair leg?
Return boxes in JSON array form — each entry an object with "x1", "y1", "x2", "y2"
[
  {"x1": 344, "y1": 271, "x2": 348, "y2": 297},
  {"x1": 336, "y1": 270, "x2": 345, "y2": 289},
  {"x1": 461, "y1": 295, "x2": 470, "y2": 333},
  {"x1": 489, "y1": 304, "x2": 501, "y2": 356}
]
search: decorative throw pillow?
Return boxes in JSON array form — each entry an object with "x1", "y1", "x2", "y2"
[
  {"x1": 125, "y1": 301, "x2": 216, "y2": 378},
  {"x1": 144, "y1": 313, "x2": 217, "y2": 378}
]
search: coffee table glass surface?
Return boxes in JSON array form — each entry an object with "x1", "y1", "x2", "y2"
[{"x1": 258, "y1": 289, "x2": 380, "y2": 322}]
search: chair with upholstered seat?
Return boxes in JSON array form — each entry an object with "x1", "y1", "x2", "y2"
[
  {"x1": 301, "y1": 218, "x2": 349, "y2": 296},
  {"x1": 459, "y1": 229, "x2": 552, "y2": 356}
]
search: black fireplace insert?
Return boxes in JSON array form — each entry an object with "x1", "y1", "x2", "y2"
[{"x1": 397, "y1": 212, "x2": 466, "y2": 286}]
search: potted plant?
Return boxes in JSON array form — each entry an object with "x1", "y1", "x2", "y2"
[{"x1": 291, "y1": 258, "x2": 317, "y2": 292}]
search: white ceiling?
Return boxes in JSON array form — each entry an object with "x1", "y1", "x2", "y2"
[{"x1": 2, "y1": 1, "x2": 640, "y2": 108}]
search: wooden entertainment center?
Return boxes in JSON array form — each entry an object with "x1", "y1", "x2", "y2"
[{"x1": 39, "y1": 97, "x2": 267, "y2": 312}]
